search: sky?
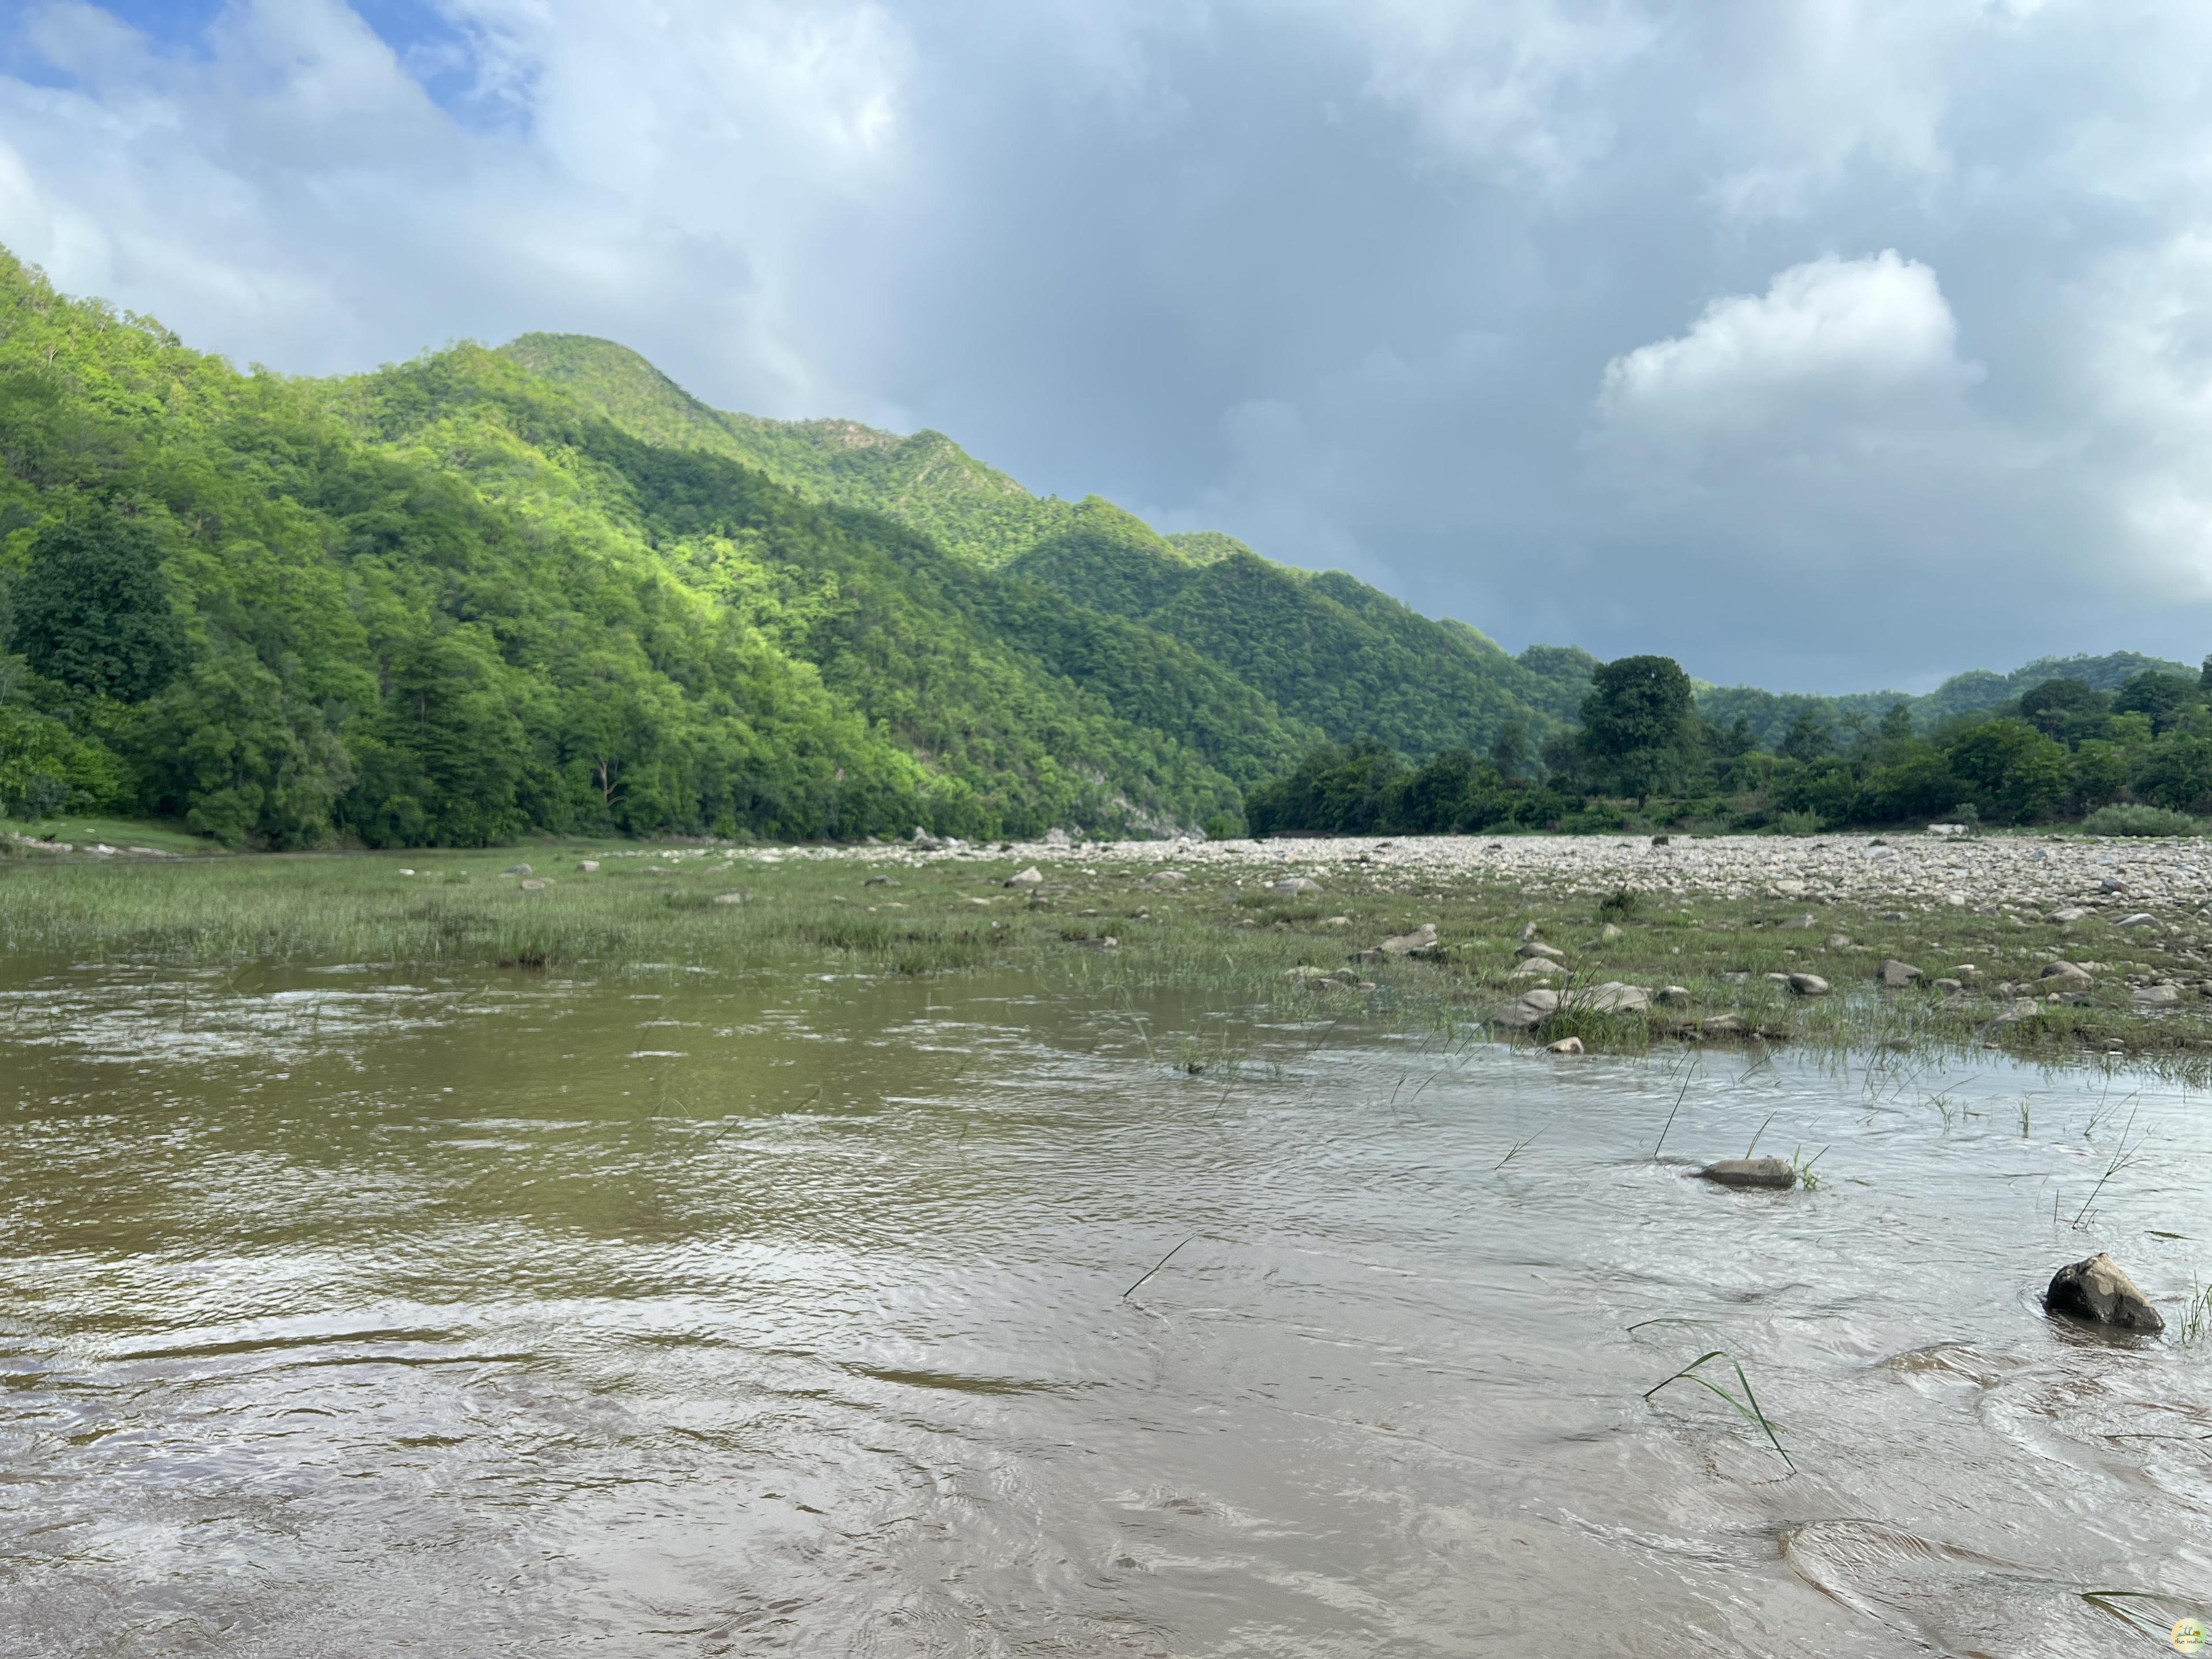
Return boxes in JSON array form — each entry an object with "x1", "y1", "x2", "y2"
[{"x1": 2, "y1": 0, "x2": 2210, "y2": 693}]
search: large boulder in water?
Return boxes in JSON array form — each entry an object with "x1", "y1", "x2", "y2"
[{"x1": 2044, "y1": 1253, "x2": 2163, "y2": 1333}]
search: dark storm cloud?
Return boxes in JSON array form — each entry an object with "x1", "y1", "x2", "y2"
[{"x1": 3, "y1": 0, "x2": 2210, "y2": 690}]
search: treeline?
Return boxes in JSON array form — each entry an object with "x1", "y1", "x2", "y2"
[{"x1": 1247, "y1": 655, "x2": 2212, "y2": 835}]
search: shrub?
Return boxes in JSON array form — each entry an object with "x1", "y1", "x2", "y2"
[
  {"x1": 1774, "y1": 809, "x2": 1823, "y2": 836},
  {"x1": 2080, "y1": 803, "x2": 2202, "y2": 838}
]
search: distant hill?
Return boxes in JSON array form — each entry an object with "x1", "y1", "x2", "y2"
[{"x1": 1696, "y1": 650, "x2": 2196, "y2": 748}]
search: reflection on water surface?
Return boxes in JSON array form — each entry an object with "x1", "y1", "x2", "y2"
[{"x1": 2, "y1": 963, "x2": 2209, "y2": 1656}]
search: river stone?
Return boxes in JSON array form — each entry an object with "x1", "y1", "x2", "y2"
[
  {"x1": 714, "y1": 891, "x2": 749, "y2": 904},
  {"x1": 1931, "y1": 977, "x2": 1961, "y2": 993},
  {"x1": 519, "y1": 878, "x2": 548, "y2": 892},
  {"x1": 2115, "y1": 912, "x2": 2157, "y2": 929},
  {"x1": 1377, "y1": 923, "x2": 1439, "y2": 957},
  {"x1": 1509, "y1": 957, "x2": 1561, "y2": 979},
  {"x1": 1787, "y1": 972, "x2": 1831, "y2": 997},
  {"x1": 1696, "y1": 1156, "x2": 1797, "y2": 1190},
  {"x1": 2040, "y1": 960, "x2": 2092, "y2": 987},
  {"x1": 574, "y1": 860, "x2": 599, "y2": 873},
  {"x1": 1516, "y1": 940, "x2": 1566, "y2": 961},
  {"x1": 2044, "y1": 1253, "x2": 2164, "y2": 1333},
  {"x1": 2132, "y1": 982, "x2": 2181, "y2": 1006},
  {"x1": 1825, "y1": 933, "x2": 1852, "y2": 948},
  {"x1": 502, "y1": 863, "x2": 532, "y2": 876},
  {"x1": 1877, "y1": 959, "x2": 1922, "y2": 988},
  {"x1": 1699, "y1": 1014, "x2": 1745, "y2": 1035},
  {"x1": 1599, "y1": 922, "x2": 1624, "y2": 941},
  {"x1": 1656, "y1": 985, "x2": 1692, "y2": 1005},
  {"x1": 1494, "y1": 988, "x2": 1560, "y2": 1029},
  {"x1": 1543, "y1": 1036, "x2": 1584, "y2": 1055},
  {"x1": 863, "y1": 874, "x2": 892, "y2": 887},
  {"x1": 1997, "y1": 997, "x2": 2043, "y2": 1022},
  {"x1": 1567, "y1": 982, "x2": 1649, "y2": 1014},
  {"x1": 1005, "y1": 867, "x2": 1045, "y2": 888},
  {"x1": 1147, "y1": 870, "x2": 1187, "y2": 886},
  {"x1": 2050, "y1": 907, "x2": 2089, "y2": 922},
  {"x1": 1269, "y1": 877, "x2": 1323, "y2": 895}
]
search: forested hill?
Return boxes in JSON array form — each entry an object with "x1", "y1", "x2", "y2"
[
  {"x1": 502, "y1": 332, "x2": 1600, "y2": 758},
  {"x1": 0, "y1": 253, "x2": 1333, "y2": 843}
]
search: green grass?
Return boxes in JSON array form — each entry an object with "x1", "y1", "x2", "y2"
[{"x1": 6, "y1": 843, "x2": 2212, "y2": 1075}]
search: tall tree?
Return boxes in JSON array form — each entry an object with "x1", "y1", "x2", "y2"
[
  {"x1": 11, "y1": 510, "x2": 185, "y2": 703},
  {"x1": 1580, "y1": 655, "x2": 1695, "y2": 800}
]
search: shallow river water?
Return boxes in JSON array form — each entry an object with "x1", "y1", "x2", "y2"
[{"x1": 2, "y1": 962, "x2": 2209, "y2": 1657}]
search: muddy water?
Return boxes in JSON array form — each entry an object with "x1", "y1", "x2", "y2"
[{"x1": 2, "y1": 963, "x2": 2209, "y2": 1657}]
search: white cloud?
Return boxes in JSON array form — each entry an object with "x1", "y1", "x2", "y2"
[{"x1": 1597, "y1": 251, "x2": 1977, "y2": 433}]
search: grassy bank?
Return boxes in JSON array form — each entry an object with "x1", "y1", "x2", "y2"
[{"x1": 3, "y1": 840, "x2": 2209, "y2": 1075}]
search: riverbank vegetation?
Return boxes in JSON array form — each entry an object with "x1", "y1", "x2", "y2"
[
  {"x1": 6, "y1": 843, "x2": 2211, "y2": 1074},
  {"x1": 1246, "y1": 655, "x2": 2212, "y2": 838}
]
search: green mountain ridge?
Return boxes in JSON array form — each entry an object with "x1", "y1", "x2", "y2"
[{"x1": 0, "y1": 257, "x2": 2194, "y2": 849}]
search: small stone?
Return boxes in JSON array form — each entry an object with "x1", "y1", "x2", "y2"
[
  {"x1": 1825, "y1": 934, "x2": 1852, "y2": 948},
  {"x1": 2132, "y1": 983, "x2": 2181, "y2": 1006},
  {"x1": 1696, "y1": 1156, "x2": 1797, "y2": 1190},
  {"x1": 2040, "y1": 960, "x2": 2092, "y2": 987},
  {"x1": 1543, "y1": 1036, "x2": 1585, "y2": 1055},
  {"x1": 1996, "y1": 998, "x2": 2042, "y2": 1022},
  {"x1": 2044, "y1": 1253, "x2": 2164, "y2": 1333},
  {"x1": 574, "y1": 860, "x2": 599, "y2": 873},
  {"x1": 1323, "y1": 915, "x2": 1351, "y2": 926},
  {"x1": 1147, "y1": 870, "x2": 1187, "y2": 887},
  {"x1": 1786, "y1": 972, "x2": 1830, "y2": 997},
  {"x1": 864, "y1": 874, "x2": 893, "y2": 887},
  {"x1": 714, "y1": 891, "x2": 749, "y2": 904},
  {"x1": 1877, "y1": 959, "x2": 1922, "y2": 988},
  {"x1": 1376, "y1": 923, "x2": 1439, "y2": 957},
  {"x1": 502, "y1": 863, "x2": 533, "y2": 876},
  {"x1": 2115, "y1": 912, "x2": 2157, "y2": 929},
  {"x1": 1931, "y1": 976, "x2": 1961, "y2": 993},
  {"x1": 1599, "y1": 922, "x2": 1623, "y2": 941},
  {"x1": 1005, "y1": 867, "x2": 1045, "y2": 888},
  {"x1": 2051, "y1": 907, "x2": 2090, "y2": 923},
  {"x1": 1509, "y1": 958, "x2": 1561, "y2": 979},
  {"x1": 1951, "y1": 965, "x2": 1980, "y2": 983},
  {"x1": 1269, "y1": 877, "x2": 1323, "y2": 895},
  {"x1": 1699, "y1": 1014, "x2": 1745, "y2": 1036},
  {"x1": 1656, "y1": 986, "x2": 1692, "y2": 1006},
  {"x1": 519, "y1": 878, "x2": 548, "y2": 892},
  {"x1": 1516, "y1": 941, "x2": 1566, "y2": 961}
]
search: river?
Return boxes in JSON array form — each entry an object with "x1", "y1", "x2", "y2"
[{"x1": 2, "y1": 962, "x2": 2208, "y2": 1655}]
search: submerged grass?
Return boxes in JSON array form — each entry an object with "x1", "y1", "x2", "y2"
[{"x1": 7, "y1": 838, "x2": 2212, "y2": 1075}]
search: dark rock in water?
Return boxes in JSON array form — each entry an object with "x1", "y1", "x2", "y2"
[
  {"x1": 1696, "y1": 1156, "x2": 1797, "y2": 1190},
  {"x1": 2044, "y1": 1253, "x2": 2164, "y2": 1333}
]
